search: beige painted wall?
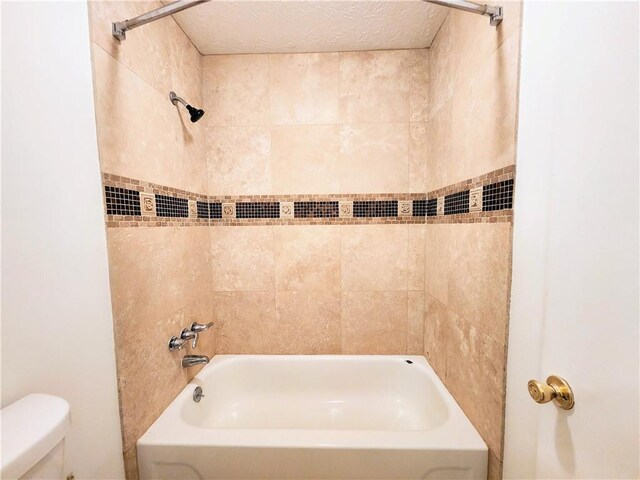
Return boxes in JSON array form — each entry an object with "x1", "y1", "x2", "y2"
[
  {"x1": 87, "y1": 2, "x2": 213, "y2": 478},
  {"x1": 201, "y1": 50, "x2": 429, "y2": 356},
  {"x1": 422, "y1": 5, "x2": 522, "y2": 479}
]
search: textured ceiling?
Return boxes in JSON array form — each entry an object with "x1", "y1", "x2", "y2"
[{"x1": 170, "y1": 1, "x2": 449, "y2": 55}]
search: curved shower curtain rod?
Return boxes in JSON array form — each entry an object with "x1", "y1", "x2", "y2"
[{"x1": 111, "y1": 0, "x2": 502, "y2": 42}]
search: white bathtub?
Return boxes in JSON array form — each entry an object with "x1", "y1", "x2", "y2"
[{"x1": 137, "y1": 355, "x2": 487, "y2": 479}]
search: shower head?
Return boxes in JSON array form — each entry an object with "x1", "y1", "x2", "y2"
[
  {"x1": 169, "y1": 91, "x2": 205, "y2": 123},
  {"x1": 186, "y1": 105, "x2": 205, "y2": 123}
]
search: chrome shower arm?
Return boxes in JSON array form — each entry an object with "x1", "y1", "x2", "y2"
[
  {"x1": 169, "y1": 91, "x2": 188, "y2": 108},
  {"x1": 112, "y1": 0, "x2": 210, "y2": 41}
]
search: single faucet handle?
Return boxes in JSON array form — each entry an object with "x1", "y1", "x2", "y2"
[
  {"x1": 168, "y1": 336, "x2": 188, "y2": 351},
  {"x1": 190, "y1": 321, "x2": 214, "y2": 333},
  {"x1": 181, "y1": 328, "x2": 199, "y2": 349}
]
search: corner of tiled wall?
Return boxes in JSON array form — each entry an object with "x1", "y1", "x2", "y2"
[
  {"x1": 422, "y1": 3, "x2": 523, "y2": 477},
  {"x1": 87, "y1": 3, "x2": 213, "y2": 478}
]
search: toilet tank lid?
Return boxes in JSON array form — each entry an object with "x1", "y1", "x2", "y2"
[{"x1": 1, "y1": 394, "x2": 71, "y2": 479}]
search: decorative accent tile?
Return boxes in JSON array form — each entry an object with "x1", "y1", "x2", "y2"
[
  {"x1": 353, "y1": 201, "x2": 398, "y2": 218},
  {"x1": 280, "y1": 202, "x2": 294, "y2": 219},
  {"x1": 155, "y1": 194, "x2": 188, "y2": 218},
  {"x1": 483, "y1": 179, "x2": 514, "y2": 212},
  {"x1": 469, "y1": 187, "x2": 483, "y2": 212},
  {"x1": 197, "y1": 201, "x2": 223, "y2": 220},
  {"x1": 398, "y1": 200, "x2": 412, "y2": 217},
  {"x1": 427, "y1": 165, "x2": 516, "y2": 199},
  {"x1": 209, "y1": 203, "x2": 223, "y2": 219},
  {"x1": 188, "y1": 200, "x2": 198, "y2": 219},
  {"x1": 425, "y1": 209, "x2": 513, "y2": 225},
  {"x1": 105, "y1": 186, "x2": 141, "y2": 216},
  {"x1": 236, "y1": 202, "x2": 279, "y2": 219},
  {"x1": 294, "y1": 201, "x2": 338, "y2": 218},
  {"x1": 444, "y1": 190, "x2": 470, "y2": 215},
  {"x1": 222, "y1": 202, "x2": 236, "y2": 219},
  {"x1": 139, "y1": 192, "x2": 155, "y2": 216},
  {"x1": 197, "y1": 200, "x2": 210, "y2": 219},
  {"x1": 413, "y1": 200, "x2": 427, "y2": 217},
  {"x1": 426, "y1": 198, "x2": 438, "y2": 217},
  {"x1": 101, "y1": 166, "x2": 514, "y2": 227},
  {"x1": 339, "y1": 201, "x2": 353, "y2": 218}
]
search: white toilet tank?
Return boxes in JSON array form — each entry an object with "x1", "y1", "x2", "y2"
[{"x1": 1, "y1": 394, "x2": 71, "y2": 480}]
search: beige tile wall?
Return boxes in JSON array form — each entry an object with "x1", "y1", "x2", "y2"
[
  {"x1": 87, "y1": 2, "x2": 212, "y2": 478},
  {"x1": 426, "y1": 2, "x2": 522, "y2": 191},
  {"x1": 202, "y1": 49, "x2": 428, "y2": 196},
  {"x1": 202, "y1": 50, "x2": 429, "y2": 358},
  {"x1": 89, "y1": 1, "x2": 205, "y2": 194},
  {"x1": 88, "y1": 4, "x2": 520, "y2": 479},
  {"x1": 423, "y1": 5, "x2": 522, "y2": 478},
  {"x1": 209, "y1": 224, "x2": 425, "y2": 356}
]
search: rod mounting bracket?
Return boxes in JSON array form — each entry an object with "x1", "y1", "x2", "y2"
[
  {"x1": 488, "y1": 6, "x2": 503, "y2": 26},
  {"x1": 112, "y1": 22, "x2": 126, "y2": 41}
]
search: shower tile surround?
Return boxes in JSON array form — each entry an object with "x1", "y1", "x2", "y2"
[{"x1": 88, "y1": 2, "x2": 521, "y2": 479}]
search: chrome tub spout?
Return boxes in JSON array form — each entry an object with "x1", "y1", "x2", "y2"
[{"x1": 182, "y1": 355, "x2": 210, "y2": 368}]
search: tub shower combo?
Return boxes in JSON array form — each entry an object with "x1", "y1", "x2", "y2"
[{"x1": 108, "y1": 0, "x2": 508, "y2": 478}]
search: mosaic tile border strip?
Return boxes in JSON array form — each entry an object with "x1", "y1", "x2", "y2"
[
  {"x1": 102, "y1": 166, "x2": 514, "y2": 228},
  {"x1": 427, "y1": 165, "x2": 515, "y2": 200}
]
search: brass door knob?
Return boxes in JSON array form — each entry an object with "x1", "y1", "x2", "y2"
[{"x1": 527, "y1": 375, "x2": 575, "y2": 410}]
